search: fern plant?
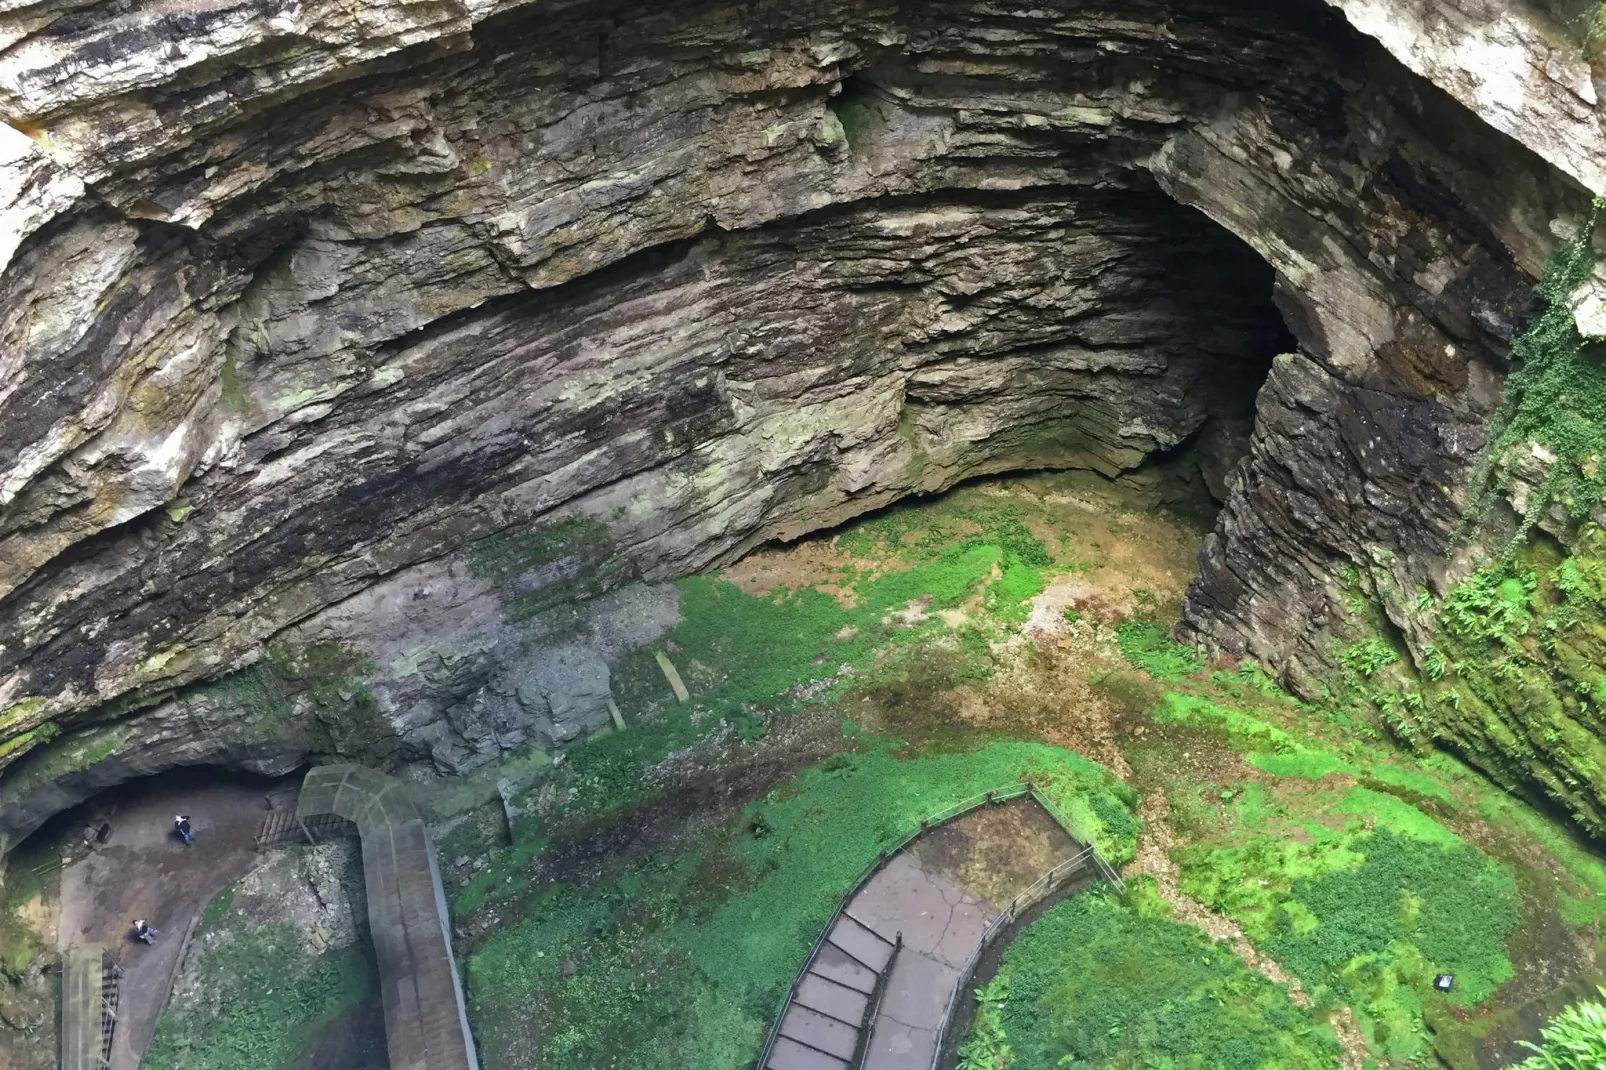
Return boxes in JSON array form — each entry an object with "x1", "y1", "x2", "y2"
[{"x1": 1515, "y1": 987, "x2": 1606, "y2": 1069}]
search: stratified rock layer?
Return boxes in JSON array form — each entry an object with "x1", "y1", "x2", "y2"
[{"x1": 0, "y1": 0, "x2": 1601, "y2": 844}]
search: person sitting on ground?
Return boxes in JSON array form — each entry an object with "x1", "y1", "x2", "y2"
[
  {"x1": 174, "y1": 814, "x2": 192, "y2": 846},
  {"x1": 133, "y1": 919, "x2": 156, "y2": 945}
]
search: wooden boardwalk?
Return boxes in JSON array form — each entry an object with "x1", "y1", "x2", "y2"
[{"x1": 297, "y1": 764, "x2": 479, "y2": 1070}]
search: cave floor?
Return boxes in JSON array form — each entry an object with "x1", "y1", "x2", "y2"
[
  {"x1": 55, "y1": 773, "x2": 293, "y2": 1069},
  {"x1": 35, "y1": 470, "x2": 1602, "y2": 1070}
]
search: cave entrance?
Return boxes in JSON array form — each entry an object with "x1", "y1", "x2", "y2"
[
  {"x1": 876, "y1": 185, "x2": 1299, "y2": 541},
  {"x1": 1076, "y1": 196, "x2": 1298, "y2": 527}
]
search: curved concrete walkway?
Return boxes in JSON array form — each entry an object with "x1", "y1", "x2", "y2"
[
  {"x1": 766, "y1": 796, "x2": 1086, "y2": 1070},
  {"x1": 297, "y1": 764, "x2": 478, "y2": 1070}
]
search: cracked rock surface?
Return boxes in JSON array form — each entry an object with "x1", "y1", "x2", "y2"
[{"x1": 0, "y1": 0, "x2": 1601, "y2": 843}]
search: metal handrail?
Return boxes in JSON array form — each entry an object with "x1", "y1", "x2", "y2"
[
  {"x1": 924, "y1": 783, "x2": 1128, "y2": 1070},
  {"x1": 927, "y1": 848, "x2": 1095, "y2": 1070},
  {"x1": 751, "y1": 779, "x2": 1129, "y2": 1070},
  {"x1": 850, "y1": 931, "x2": 900, "y2": 1069},
  {"x1": 1025, "y1": 783, "x2": 1125, "y2": 895}
]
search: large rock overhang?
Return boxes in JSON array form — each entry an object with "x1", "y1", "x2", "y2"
[{"x1": 0, "y1": 0, "x2": 1596, "y2": 847}]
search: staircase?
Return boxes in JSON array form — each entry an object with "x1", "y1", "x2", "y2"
[{"x1": 766, "y1": 913, "x2": 899, "y2": 1070}]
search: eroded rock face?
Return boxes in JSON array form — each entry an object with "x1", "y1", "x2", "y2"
[{"x1": 0, "y1": 0, "x2": 1599, "y2": 845}]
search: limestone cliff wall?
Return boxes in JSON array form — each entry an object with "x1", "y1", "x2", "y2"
[{"x1": 0, "y1": 0, "x2": 1600, "y2": 847}]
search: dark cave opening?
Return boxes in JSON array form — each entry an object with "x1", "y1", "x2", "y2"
[{"x1": 13, "y1": 764, "x2": 299, "y2": 863}]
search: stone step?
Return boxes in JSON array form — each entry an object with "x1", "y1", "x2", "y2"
[
  {"x1": 827, "y1": 912, "x2": 894, "y2": 973},
  {"x1": 809, "y1": 942, "x2": 877, "y2": 994},
  {"x1": 779, "y1": 1002, "x2": 860, "y2": 1062},
  {"x1": 795, "y1": 971, "x2": 871, "y2": 1026},
  {"x1": 767, "y1": 1034, "x2": 850, "y2": 1070}
]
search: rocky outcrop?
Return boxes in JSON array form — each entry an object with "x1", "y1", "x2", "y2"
[{"x1": 0, "y1": 0, "x2": 1599, "y2": 845}]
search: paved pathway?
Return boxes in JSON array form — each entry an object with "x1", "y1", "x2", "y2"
[
  {"x1": 56, "y1": 771, "x2": 290, "y2": 1070},
  {"x1": 765, "y1": 796, "x2": 1083, "y2": 1070},
  {"x1": 298, "y1": 764, "x2": 478, "y2": 1070},
  {"x1": 59, "y1": 944, "x2": 106, "y2": 1070}
]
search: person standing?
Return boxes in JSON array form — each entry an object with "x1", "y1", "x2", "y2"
[{"x1": 174, "y1": 814, "x2": 192, "y2": 846}]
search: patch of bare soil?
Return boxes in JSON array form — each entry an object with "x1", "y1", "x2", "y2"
[
  {"x1": 1010, "y1": 471, "x2": 1209, "y2": 624},
  {"x1": 462, "y1": 705, "x2": 847, "y2": 946},
  {"x1": 721, "y1": 532, "x2": 899, "y2": 606},
  {"x1": 955, "y1": 632, "x2": 1137, "y2": 777}
]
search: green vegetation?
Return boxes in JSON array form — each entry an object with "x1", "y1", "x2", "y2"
[
  {"x1": 452, "y1": 473, "x2": 1606, "y2": 1070},
  {"x1": 1115, "y1": 621, "x2": 1203, "y2": 680},
  {"x1": 219, "y1": 352, "x2": 248, "y2": 413},
  {"x1": 1467, "y1": 199, "x2": 1606, "y2": 539},
  {"x1": 1516, "y1": 988, "x2": 1606, "y2": 1069},
  {"x1": 200, "y1": 888, "x2": 234, "y2": 927},
  {"x1": 452, "y1": 817, "x2": 547, "y2": 915},
  {"x1": 143, "y1": 918, "x2": 375, "y2": 1070},
  {"x1": 465, "y1": 739, "x2": 1137, "y2": 1070},
  {"x1": 1157, "y1": 709, "x2": 1520, "y2": 1062},
  {"x1": 550, "y1": 501, "x2": 1064, "y2": 826},
  {"x1": 1364, "y1": 528, "x2": 1606, "y2": 835},
  {"x1": 265, "y1": 641, "x2": 396, "y2": 761},
  {"x1": 983, "y1": 881, "x2": 1338, "y2": 1070},
  {"x1": 466, "y1": 516, "x2": 610, "y2": 583},
  {"x1": 957, "y1": 973, "x2": 1012, "y2": 1070},
  {"x1": 0, "y1": 846, "x2": 55, "y2": 980},
  {"x1": 1339, "y1": 637, "x2": 1400, "y2": 678},
  {"x1": 466, "y1": 516, "x2": 631, "y2": 620},
  {"x1": 1131, "y1": 680, "x2": 1584, "y2": 1065}
]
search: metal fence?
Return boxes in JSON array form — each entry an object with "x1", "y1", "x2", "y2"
[
  {"x1": 752, "y1": 779, "x2": 1125, "y2": 1070},
  {"x1": 922, "y1": 782, "x2": 1127, "y2": 1070},
  {"x1": 926, "y1": 846, "x2": 1095, "y2": 1070}
]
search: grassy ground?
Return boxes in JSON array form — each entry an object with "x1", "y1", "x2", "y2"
[
  {"x1": 1106, "y1": 634, "x2": 1606, "y2": 1067},
  {"x1": 143, "y1": 846, "x2": 381, "y2": 1070},
  {"x1": 0, "y1": 832, "x2": 58, "y2": 1068},
  {"x1": 448, "y1": 470, "x2": 1606, "y2": 1070},
  {"x1": 467, "y1": 738, "x2": 1136, "y2": 1069},
  {"x1": 987, "y1": 881, "x2": 1340, "y2": 1070},
  {"x1": 143, "y1": 921, "x2": 374, "y2": 1070}
]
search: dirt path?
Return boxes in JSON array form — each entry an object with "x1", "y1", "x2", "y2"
[
  {"x1": 1126, "y1": 790, "x2": 1375, "y2": 1070},
  {"x1": 56, "y1": 772, "x2": 293, "y2": 1070}
]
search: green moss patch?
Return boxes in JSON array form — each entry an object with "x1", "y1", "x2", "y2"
[
  {"x1": 143, "y1": 918, "x2": 375, "y2": 1070},
  {"x1": 1472, "y1": 199, "x2": 1606, "y2": 535},
  {"x1": 550, "y1": 501, "x2": 1069, "y2": 826},
  {"x1": 1159, "y1": 704, "x2": 1520, "y2": 1063},
  {"x1": 983, "y1": 881, "x2": 1339, "y2": 1070},
  {"x1": 465, "y1": 739, "x2": 1136, "y2": 1070},
  {"x1": 1116, "y1": 620, "x2": 1204, "y2": 680}
]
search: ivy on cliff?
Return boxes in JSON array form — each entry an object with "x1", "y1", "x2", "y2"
[{"x1": 1468, "y1": 198, "x2": 1606, "y2": 545}]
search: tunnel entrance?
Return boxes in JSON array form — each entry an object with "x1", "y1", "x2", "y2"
[{"x1": 874, "y1": 184, "x2": 1299, "y2": 544}]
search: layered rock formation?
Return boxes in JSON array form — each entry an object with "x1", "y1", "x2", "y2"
[{"x1": 0, "y1": 0, "x2": 1600, "y2": 848}]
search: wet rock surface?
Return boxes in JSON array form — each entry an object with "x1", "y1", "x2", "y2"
[{"x1": 0, "y1": 0, "x2": 1599, "y2": 828}]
